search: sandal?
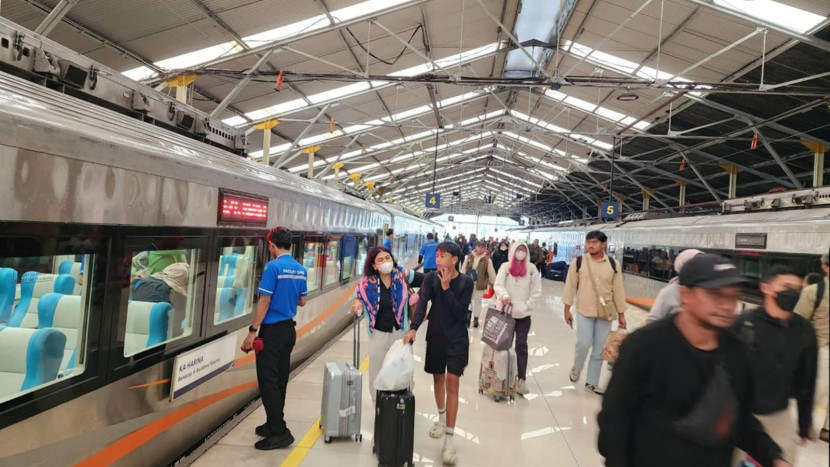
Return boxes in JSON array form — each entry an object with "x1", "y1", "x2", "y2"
[{"x1": 429, "y1": 422, "x2": 446, "y2": 439}]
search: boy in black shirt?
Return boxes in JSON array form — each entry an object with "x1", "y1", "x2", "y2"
[
  {"x1": 404, "y1": 241, "x2": 473, "y2": 466},
  {"x1": 598, "y1": 254, "x2": 790, "y2": 467}
]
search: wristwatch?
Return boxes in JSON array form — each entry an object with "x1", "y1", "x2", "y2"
[{"x1": 249, "y1": 325, "x2": 258, "y2": 333}]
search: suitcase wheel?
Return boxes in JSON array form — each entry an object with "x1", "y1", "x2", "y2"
[
  {"x1": 324, "y1": 435, "x2": 332, "y2": 444},
  {"x1": 494, "y1": 395, "x2": 502, "y2": 402},
  {"x1": 354, "y1": 434, "x2": 362, "y2": 443},
  {"x1": 478, "y1": 388, "x2": 483, "y2": 394}
]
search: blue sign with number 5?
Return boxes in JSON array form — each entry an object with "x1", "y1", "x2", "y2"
[
  {"x1": 425, "y1": 193, "x2": 441, "y2": 209},
  {"x1": 601, "y1": 201, "x2": 619, "y2": 220}
]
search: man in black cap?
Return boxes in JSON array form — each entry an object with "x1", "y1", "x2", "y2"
[{"x1": 598, "y1": 254, "x2": 790, "y2": 467}]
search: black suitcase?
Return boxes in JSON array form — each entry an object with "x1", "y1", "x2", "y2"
[{"x1": 374, "y1": 390, "x2": 415, "y2": 467}]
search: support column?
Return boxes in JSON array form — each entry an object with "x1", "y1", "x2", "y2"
[
  {"x1": 582, "y1": 205, "x2": 589, "y2": 219},
  {"x1": 676, "y1": 180, "x2": 687, "y2": 207},
  {"x1": 802, "y1": 140, "x2": 827, "y2": 187},
  {"x1": 332, "y1": 162, "x2": 344, "y2": 180},
  {"x1": 302, "y1": 145, "x2": 322, "y2": 179},
  {"x1": 255, "y1": 119, "x2": 280, "y2": 166},
  {"x1": 719, "y1": 163, "x2": 739, "y2": 198},
  {"x1": 641, "y1": 189, "x2": 651, "y2": 211},
  {"x1": 164, "y1": 74, "x2": 197, "y2": 104}
]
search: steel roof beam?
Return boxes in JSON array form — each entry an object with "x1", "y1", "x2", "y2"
[{"x1": 33, "y1": 0, "x2": 80, "y2": 36}]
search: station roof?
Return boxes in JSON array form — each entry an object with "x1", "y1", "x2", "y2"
[{"x1": 4, "y1": 0, "x2": 828, "y2": 220}]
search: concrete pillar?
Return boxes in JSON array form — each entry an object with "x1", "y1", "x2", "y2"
[
  {"x1": 676, "y1": 180, "x2": 687, "y2": 207},
  {"x1": 641, "y1": 190, "x2": 651, "y2": 211},
  {"x1": 254, "y1": 119, "x2": 280, "y2": 166},
  {"x1": 301, "y1": 145, "x2": 322, "y2": 179},
  {"x1": 802, "y1": 140, "x2": 827, "y2": 187},
  {"x1": 719, "y1": 163, "x2": 739, "y2": 198}
]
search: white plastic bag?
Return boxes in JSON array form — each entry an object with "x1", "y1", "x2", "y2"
[{"x1": 373, "y1": 340, "x2": 414, "y2": 391}]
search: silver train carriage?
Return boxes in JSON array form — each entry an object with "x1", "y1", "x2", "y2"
[
  {"x1": 512, "y1": 203, "x2": 830, "y2": 309},
  {"x1": 0, "y1": 70, "x2": 433, "y2": 466}
]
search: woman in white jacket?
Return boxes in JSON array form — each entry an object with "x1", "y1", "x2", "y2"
[{"x1": 493, "y1": 242, "x2": 542, "y2": 395}]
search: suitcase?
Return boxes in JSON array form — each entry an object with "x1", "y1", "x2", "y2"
[
  {"x1": 320, "y1": 316, "x2": 363, "y2": 443},
  {"x1": 374, "y1": 390, "x2": 415, "y2": 467},
  {"x1": 478, "y1": 344, "x2": 517, "y2": 402}
]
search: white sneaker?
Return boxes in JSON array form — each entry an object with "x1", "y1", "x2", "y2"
[
  {"x1": 517, "y1": 379, "x2": 528, "y2": 395},
  {"x1": 429, "y1": 422, "x2": 445, "y2": 439},
  {"x1": 442, "y1": 446, "x2": 457, "y2": 465},
  {"x1": 569, "y1": 368, "x2": 580, "y2": 383}
]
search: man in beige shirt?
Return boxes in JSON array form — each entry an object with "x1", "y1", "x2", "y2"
[
  {"x1": 562, "y1": 230, "x2": 627, "y2": 394},
  {"x1": 794, "y1": 252, "x2": 829, "y2": 441}
]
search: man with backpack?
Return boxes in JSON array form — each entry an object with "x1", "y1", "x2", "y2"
[
  {"x1": 795, "y1": 252, "x2": 829, "y2": 442},
  {"x1": 461, "y1": 242, "x2": 496, "y2": 328},
  {"x1": 562, "y1": 230, "x2": 627, "y2": 394}
]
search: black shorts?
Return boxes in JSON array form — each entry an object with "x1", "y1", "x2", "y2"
[{"x1": 424, "y1": 341, "x2": 468, "y2": 376}]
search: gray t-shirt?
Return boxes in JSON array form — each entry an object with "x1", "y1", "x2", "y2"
[{"x1": 647, "y1": 280, "x2": 681, "y2": 324}]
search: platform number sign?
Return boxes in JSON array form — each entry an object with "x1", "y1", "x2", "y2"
[
  {"x1": 425, "y1": 193, "x2": 441, "y2": 209},
  {"x1": 601, "y1": 201, "x2": 620, "y2": 220}
]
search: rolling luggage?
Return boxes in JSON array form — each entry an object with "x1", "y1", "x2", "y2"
[
  {"x1": 320, "y1": 316, "x2": 363, "y2": 443},
  {"x1": 478, "y1": 344, "x2": 518, "y2": 402},
  {"x1": 374, "y1": 390, "x2": 415, "y2": 467}
]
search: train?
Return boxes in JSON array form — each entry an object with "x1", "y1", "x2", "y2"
[
  {"x1": 510, "y1": 191, "x2": 830, "y2": 309},
  {"x1": 0, "y1": 69, "x2": 440, "y2": 466}
]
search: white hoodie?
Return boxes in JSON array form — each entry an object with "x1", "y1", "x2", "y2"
[{"x1": 494, "y1": 242, "x2": 543, "y2": 319}]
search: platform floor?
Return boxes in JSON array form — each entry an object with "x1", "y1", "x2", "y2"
[{"x1": 194, "y1": 280, "x2": 829, "y2": 467}]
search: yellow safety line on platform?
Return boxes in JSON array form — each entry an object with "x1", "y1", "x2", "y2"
[{"x1": 280, "y1": 355, "x2": 370, "y2": 467}]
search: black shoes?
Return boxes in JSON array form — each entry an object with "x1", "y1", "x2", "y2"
[
  {"x1": 254, "y1": 425, "x2": 294, "y2": 450},
  {"x1": 473, "y1": 318, "x2": 479, "y2": 328},
  {"x1": 820, "y1": 428, "x2": 829, "y2": 443}
]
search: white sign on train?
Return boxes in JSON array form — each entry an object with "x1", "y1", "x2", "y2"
[{"x1": 170, "y1": 334, "x2": 237, "y2": 400}]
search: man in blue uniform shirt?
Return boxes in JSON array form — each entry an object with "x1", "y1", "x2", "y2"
[
  {"x1": 419, "y1": 232, "x2": 439, "y2": 273},
  {"x1": 242, "y1": 226, "x2": 308, "y2": 450},
  {"x1": 383, "y1": 228, "x2": 394, "y2": 250}
]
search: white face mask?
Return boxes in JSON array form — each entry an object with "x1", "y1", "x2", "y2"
[
  {"x1": 500, "y1": 246, "x2": 507, "y2": 251},
  {"x1": 514, "y1": 250, "x2": 527, "y2": 261},
  {"x1": 377, "y1": 261, "x2": 394, "y2": 275}
]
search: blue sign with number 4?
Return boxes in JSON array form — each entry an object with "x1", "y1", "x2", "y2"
[{"x1": 425, "y1": 193, "x2": 441, "y2": 209}]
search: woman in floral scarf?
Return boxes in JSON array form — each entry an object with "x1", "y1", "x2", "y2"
[{"x1": 351, "y1": 246, "x2": 424, "y2": 403}]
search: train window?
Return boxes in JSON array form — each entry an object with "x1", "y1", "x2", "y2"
[
  {"x1": 622, "y1": 246, "x2": 648, "y2": 276},
  {"x1": 357, "y1": 237, "x2": 369, "y2": 273},
  {"x1": 324, "y1": 239, "x2": 340, "y2": 287},
  {"x1": 124, "y1": 247, "x2": 201, "y2": 357},
  {"x1": 340, "y1": 236, "x2": 358, "y2": 282},
  {"x1": 0, "y1": 252, "x2": 94, "y2": 404},
  {"x1": 649, "y1": 247, "x2": 673, "y2": 282},
  {"x1": 302, "y1": 240, "x2": 324, "y2": 293},
  {"x1": 214, "y1": 241, "x2": 261, "y2": 325}
]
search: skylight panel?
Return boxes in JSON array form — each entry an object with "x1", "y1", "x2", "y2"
[
  {"x1": 545, "y1": 90, "x2": 567, "y2": 101},
  {"x1": 331, "y1": 0, "x2": 415, "y2": 22},
  {"x1": 157, "y1": 42, "x2": 242, "y2": 70},
  {"x1": 309, "y1": 82, "x2": 371, "y2": 104},
  {"x1": 713, "y1": 0, "x2": 825, "y2": 33},
  {"x1": 243, "y1": 15, "x2": 330, "y2": 44},
  {"x1": 595, "y1": 106, "x2": 627, "y2": 122},
  {"x1": 246, "y1": 99, "x2": 307, "y2": 121},
  {"x1": 122, "y1": 66, "x2": 155, "y2": 81},
  {"x1": 564, "y1": 96, "x2": 597, "y2": 113}
]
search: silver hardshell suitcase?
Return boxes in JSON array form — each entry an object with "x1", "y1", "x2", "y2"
[{"x1": 320, "y1": 315, "x2": 363, "y2": 443}]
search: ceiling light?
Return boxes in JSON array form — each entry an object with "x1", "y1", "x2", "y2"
[{"x1": 617, "y1": 92, "x2": 639, "y2": 102}]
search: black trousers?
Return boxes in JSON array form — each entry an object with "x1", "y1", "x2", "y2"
[{"x1": 256, "y1": 320, "x2": 296, "y2": 436}]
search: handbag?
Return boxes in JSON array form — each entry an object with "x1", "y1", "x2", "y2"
[
  {"x1": 601, "y1": 330, "x2": 627, "y2": 363},
  {"x1": 483, "y1": 285, "x2": 495, "y2": 299},
  {"x1": 481, "y1": 303, "x2": 515, "y2": 351},
  {"x1": 584, "y1": 258, "x2": 617, "y2": 321}
]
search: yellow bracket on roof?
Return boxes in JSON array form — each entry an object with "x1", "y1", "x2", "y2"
[
  {"x1": 801, "y1": 140, "x2": 828, "y2": 153},
  {"x1": 349, "y1": 173, "x2": 362, "y2": 183},
  {"x1": 718, "y1": 162, "x2": 739, "y2": 174},
  {"x1": 364, "y1": 181, "x2": 376, "y2": 191},
  {"x1": 332, "y1": 162, "x2": 344, "y2": 171},
  {"x1": 302, "y1": 145, "x2": 323, "y2": 154},
  {"x1": 255, "y1": 119, "x2": 280, "y2": 130},
  {"x1": 164, "y1": 73, "x2": 197, "y2": 87}
]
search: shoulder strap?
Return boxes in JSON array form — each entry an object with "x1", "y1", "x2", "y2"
[
  {"x1": 815, "y1": 279, "x2": 825, "y2": 315},
  {"x1": 609, "y1": 257, "x2": 617, "y2": 274},
  {"x1": 576, "y1": 255, "x2": 582, "y2": 272}
]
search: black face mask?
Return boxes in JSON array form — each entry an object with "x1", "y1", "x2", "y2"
[{"x1": 774, "y1": 288, "x2": 801, "y2": 312}]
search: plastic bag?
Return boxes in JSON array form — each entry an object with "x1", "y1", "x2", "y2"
[{"x1": 373, "y1": 340, "x2": 414, "y2": 391}]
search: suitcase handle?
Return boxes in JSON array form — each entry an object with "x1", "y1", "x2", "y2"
[{"x1": 353, "y1": 314, "x2": 360, "y2": 367}]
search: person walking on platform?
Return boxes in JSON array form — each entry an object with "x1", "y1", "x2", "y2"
[
  {"x1": 382, "y1": 229, "x2": 394, "y2": 251},
  {"x1": 492, "y1": 240, "x2": 510, "y2": 275},
  {"x1": 419, "y1": 233, "x2": 439, "y2": 273},
  {"x1": 563, "y1": 230, "x2": 627, "y2": 394},
  {"x1": 461, "y1": 242, "x2": 496, "y2": 328},
  {"x1": 795, "y1": 253, "x2": 829, "y2": 442},
  {"x1": 646, "y1": 249, "x2": 703, "y2": 324},
  {"x1": 529, "y1": 239, "x2": 544, "y2": 273},
  {"x1": 351, "y1": 246, "x2": 423, "y2": 404},
  {"x1": 465, "y1": 234, "x2": 477, "y2": 256},
  {"x1": 404, "y1": 242, "x2": 473, "y2": 466},
  {"x1": 731, "y1": 265, "x2": 818, "y2": 464},
  {"x1": 598, "y1": 254, "x2": 791, "y2": 467},
  {"x1": 493, "y1": 242, "x2": 542, "y2": 395},
  {"x1": 242, "y1": 227, "x2": 308, "y2": 450}
]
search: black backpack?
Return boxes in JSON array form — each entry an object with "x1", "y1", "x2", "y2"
[{"x1": 576, "y1": 255, "x2": 617, "y2": 274}]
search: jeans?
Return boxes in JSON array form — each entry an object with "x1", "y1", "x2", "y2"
[
  {"x1": 573, "y1": 312, "x2": 612, "y2": 386},
  {"x1": 472, "y1": 288, "x2": 486, "y2": 323},
  {"x1": 514, "y1": 316, "x2": 531, "y2": 380},
  {"x1": 256, "y1": 320, "x2": 296, "y2": 436},
  {"x1": 368, "y1": 328, "x2": 404, "y2": 403}
]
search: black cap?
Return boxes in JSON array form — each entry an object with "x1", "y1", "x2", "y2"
[{"x1": 679, "y1": 254, "x2": 749, "y2": 289}]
